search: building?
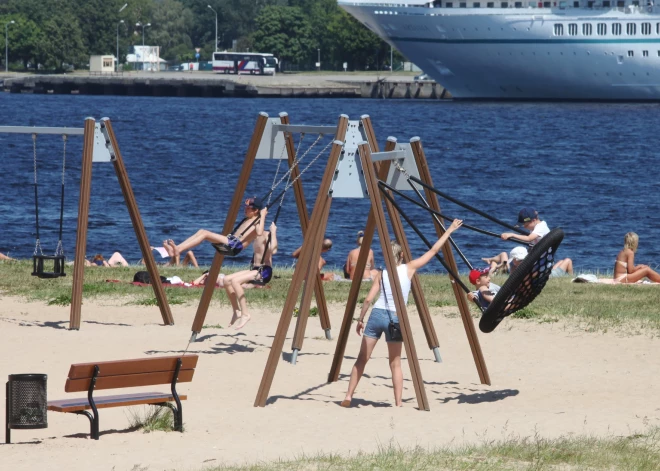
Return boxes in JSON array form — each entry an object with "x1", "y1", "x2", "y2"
[
  {"x1": 89, "y1": 55, "x2": 115, "y2": 74},
  {"x1": 126, "y1": 46, "x2": 167, "y2": 72}
]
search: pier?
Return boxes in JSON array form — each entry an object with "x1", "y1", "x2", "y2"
[{"x1": 0, "y1": 72, "x2": 449, "y2": 99}]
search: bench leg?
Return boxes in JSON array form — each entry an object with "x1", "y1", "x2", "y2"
[
  {"x1": 75, "y1": 410, "x2": 99, "y2": 440},
  {"x1": 156, "y1": 403, "x2": 183, "y2": 432}
]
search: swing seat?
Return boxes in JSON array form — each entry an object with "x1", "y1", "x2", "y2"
[
  {"x1": 32, "y1": 255, "x2": 66, "y2": 279},
  {"x1": 212, "y1": 235, "x2": 244, "y2": 257},
  {"x1": 479, "y1": 228, "x2": 564, "y2": 334}
]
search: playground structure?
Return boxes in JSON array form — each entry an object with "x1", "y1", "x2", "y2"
[{"x1": 0, "y1": 119, "x2": 174, "y2": 330}]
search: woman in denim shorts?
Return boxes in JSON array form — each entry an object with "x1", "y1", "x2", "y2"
[{"x1": 341, "y1": 219, "x2": 463, "y2": 408}]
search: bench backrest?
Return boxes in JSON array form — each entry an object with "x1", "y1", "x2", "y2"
[{"x1": 64, "y1": 355, "x2": 198, "y2": 393}]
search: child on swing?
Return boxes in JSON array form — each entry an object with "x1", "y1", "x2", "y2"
[
  {"x1": 167, "y1": 197, "x2": 266, "y2": 258},
  {"x1": 467, "y1": 267, "x2": 501, "y2": 309}
]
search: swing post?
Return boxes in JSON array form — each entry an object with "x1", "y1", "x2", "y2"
[
  {"x1": 190, "y1": 113, "x2": 270, "y2": 335},
  {"x1": 409, "y1": 138, "x2": 491, "y2": 385}
]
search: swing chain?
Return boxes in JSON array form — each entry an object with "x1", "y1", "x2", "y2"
[
  {"x1": 269, "y1": 132, "x2": 318, "y2": 193},
  {"x1": 283, "y1": 137, "x2": 333, "y2": 193},
  {"x1": 61, "y1": 134, "x2": 67, "y2": 185},
  {"x1": 32, "y1": 133, "x2": 38, "y2": 185},
  {"x1": 32, "y1": 133, "x2": 43, "y2": 256},
  {"x1": 267, "y1": 132, "x2": 303, "y2": 205}
]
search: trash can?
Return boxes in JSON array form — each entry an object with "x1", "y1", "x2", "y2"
[{"x1": 5, "y1": 374, "x2": 48, "y2": 444}]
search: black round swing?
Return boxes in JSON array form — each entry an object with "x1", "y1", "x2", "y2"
[
  {"x1": 479, "y1": 228, "x2": 564, "y2": 333},
  {"x1": 378, "y1": 164, "x2": 564, "y2": 333},
  {"x1": 31, "y1": 133, "x2": 67, "y2": 279}
]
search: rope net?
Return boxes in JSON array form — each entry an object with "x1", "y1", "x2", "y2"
[{"x1": 479, "y1": 228, "x2": 565, "y2": 333}]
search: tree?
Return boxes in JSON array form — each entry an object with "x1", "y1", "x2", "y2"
[
  {"x1": 252, "y1": 6, "x2": 314, "y2": 68},
  {"x1": 150, "y1": 0, "x2": 194, "y2": 60},
  {"x1": 37, "y1": 13, "x2": 86, "y2": 70}
]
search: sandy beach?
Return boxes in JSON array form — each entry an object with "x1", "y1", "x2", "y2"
[{"x1": 1, "y1": 296, "x2": 659, "y2": 470}]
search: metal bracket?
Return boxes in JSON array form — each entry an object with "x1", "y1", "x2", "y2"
[
  {"x1": 330, "y1": 120, "x2": 368, "y2": 198},
  {"x1": 385, "y1": 141, "x2": 422, "y2": 191}
]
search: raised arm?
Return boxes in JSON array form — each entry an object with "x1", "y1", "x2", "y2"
[
  {"x1": 501, "y1": 231, "x2": 538, "y2": 243},
  {"x1": 407, "y1": 219, "x2": 463, "y2": 276},
  {"x1": 255, "y1": 207, "x2": 268, "y2": 237}
]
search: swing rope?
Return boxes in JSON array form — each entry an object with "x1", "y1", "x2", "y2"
[
  {"x1": 379, "y1": 180, "x2": 530, "y2": 246},
  {"x1": 392, "y1": 161, "x2": 473, "y2": 270},
  {"x1": 32, "y1": 133, "x2": 43, "y2": 257},
  {"x1": 55, "y1": 135, "x2": 67, "y2": 257}
]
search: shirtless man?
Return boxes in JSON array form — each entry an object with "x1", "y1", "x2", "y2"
[
  {"x1": 169, "y1": 197, "x2": 266, "y2": 258},
  {"x1": 225, "y1": 221, "x2": 278, "y2": 330},
  {"x1": 344, "y1": 231, "x2": 377, "y2": 280}
]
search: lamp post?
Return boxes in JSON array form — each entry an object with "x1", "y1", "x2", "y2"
[
  {"x1": 116, "y1": 20, "x2": 124, "y2": 72},
  {"x1": 136, "y1": 22, "x2": 151, "y2": 46},
  {"x1": 5, "y1": 20, "x2": 14, "y2": 73},
  {"x1": 317, "y1": 48, "x2": 320, "y2": 71},
  {"x1": 207, "y1": 5, "x2": 218, "y2": 52}
]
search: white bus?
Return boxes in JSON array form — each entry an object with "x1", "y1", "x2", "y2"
[{"x1": 212, "y1": 52, "x2": 278, "y2": 75}]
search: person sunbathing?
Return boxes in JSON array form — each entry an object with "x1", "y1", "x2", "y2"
[
  {"x1": 614, "y1": 232, "x2": 660, "y2": 283},
  {"x1": 169, "y1": 198, "x2": 266, "y2": 258},
  {"x1": 0, "y1": 252, "x2": 15, "y2": 261},
  {"x1": 85, "y1": 252, "x2": 129, "y2": 267},
  {"x1": 224, "y1": 221, "x2": 277, "y2": 330}
]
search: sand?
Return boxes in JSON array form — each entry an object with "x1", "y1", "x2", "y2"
[{"x1": 1, "y1": 296, "x2": 659, "y2": 470}]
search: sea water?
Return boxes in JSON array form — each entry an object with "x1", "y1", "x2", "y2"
[{"x1": 1, "y1": 95, "x2": 659, "y2": 274}]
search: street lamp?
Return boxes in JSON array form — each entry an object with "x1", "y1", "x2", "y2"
[
  {"x1": 5, "y1": 20, "x2": 14, "y2": 73},
  {"x1": 207, "y1": 5, "x2": 218, "y2": 52},
  {"x1": 136, "y1": 22, "x2": 151, "y2": 46},
  {"x1": 317, "y1": 48, "x2": 320, "y2": 71},
  {"x1": 116, "y1": 20, "x2": 124, "y2": 72},
  {"x1": 119, "y1": 3, "x2": 128, "y2": 13}
]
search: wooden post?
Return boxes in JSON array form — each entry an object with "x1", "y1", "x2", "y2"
[
  {"x1": 69, "y1": 118, "x2": 96, "y2": 330},
  {"x1": 190, "y1": 112, "x2": 269, "y2": 335},
  {"x1": 358, "y1": 142, "x2": 430, "y2": 411},
  {"x1": 290, "y1": 188, "x2": 333, "y2": 362},
  {"x1": 381, "y1": 137, "x2": 441, "y2": 357},
  {"x1": 410, "y1": 138, "x2": 491, "y2": 385},
  {"x1": 254, "y1": 140, "x2": 344, "y2": 407},
  {"x1": 102, "y1": 118, "x2": 174, "y2": 326}
]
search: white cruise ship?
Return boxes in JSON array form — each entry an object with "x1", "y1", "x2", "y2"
[{"x1": 339, "y1": 0, "x2": 660, "y2": 99}]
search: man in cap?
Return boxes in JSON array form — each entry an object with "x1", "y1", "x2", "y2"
[
  {"x1": 167, "y1": 197, "x2": 267, "y2": 258},
  {"x1": 500, "y1": 207, "x2": 550, "y2": 246}
]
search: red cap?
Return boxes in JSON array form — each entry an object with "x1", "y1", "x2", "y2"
[{"x1": 469, "y1": 267, "x2": 490, "y2": 285}]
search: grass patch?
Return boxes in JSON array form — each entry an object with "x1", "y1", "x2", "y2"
[
  {"x1": 202, "y1": 324, "x2": 223, "y2": 329},
  {"x1": 203, "y1": 428, "x2": 660, "y2": 471},
  {"x1": 47, "y1": 294, "x2": 71, "y2": 306},
  {"x1": 2, "y1": 260, "x2": 660, "y2": 333},
  {"x1": 128, "y1": 405, "x2": 179, "y2": 433}
]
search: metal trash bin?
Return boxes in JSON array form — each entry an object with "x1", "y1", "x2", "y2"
[{"x1": 5, "y1": 374, "x2": 48, "y2": 444}]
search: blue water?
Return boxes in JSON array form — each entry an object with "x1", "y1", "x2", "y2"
[{"x1": 1, "y1": 95, "x2": 659, "y2": 273}]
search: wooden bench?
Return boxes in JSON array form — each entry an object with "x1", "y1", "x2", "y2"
[{"x1": 47, "y1": 355, "x2": 198, "y2": 440}]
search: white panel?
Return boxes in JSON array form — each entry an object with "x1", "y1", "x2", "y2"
[
  {"x1": 331, "y1": 120, "x2": 368, "y2": 199},
  {"x1": 385, "y1": 142, "x2": 421, "y2": 191},
  {"x1": 255, "y1": 118, "x2": 287, "y2": 160},
  {"x1": 92, "y1": 123, "x2": 112, "y2": 162}
]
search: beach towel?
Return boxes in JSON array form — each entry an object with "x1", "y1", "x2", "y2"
[{"x1": 572, "y1": 274, "x2": 659, "y2": 285}]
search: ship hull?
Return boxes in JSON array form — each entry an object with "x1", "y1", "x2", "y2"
[{"x1": 340, "y1": 3, "x2": 660, "y2": 100}]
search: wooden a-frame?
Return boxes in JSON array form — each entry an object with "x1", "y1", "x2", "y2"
[
  {"x1": 70, "y1": 118, "x2": 174, "y2": 330},
  {"x1": 189, "y1": 112, "x2": 348, "y2": 339}
]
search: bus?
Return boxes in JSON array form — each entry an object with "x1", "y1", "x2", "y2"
[{"x1": 212, "y1": 52, "x2": 278, "y2": 75}]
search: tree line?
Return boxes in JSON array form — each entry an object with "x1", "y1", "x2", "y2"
[{"x1": 0, "y1": 0, "x2": 404, "y2": 72}]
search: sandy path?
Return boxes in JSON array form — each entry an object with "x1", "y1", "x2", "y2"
[{"x1": 1, "y1": 296, "x2": 658, "y2": 470}]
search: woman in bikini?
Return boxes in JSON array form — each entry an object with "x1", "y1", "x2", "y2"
[
  {"x1": 613, "y1": 232, "x2": 660, "y2": 283},
  {"x1": 344, "y1": 231, "x2": 378, "y2": 280}
]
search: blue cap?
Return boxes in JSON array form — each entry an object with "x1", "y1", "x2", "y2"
[
  {"x1": 246, "y1": 197, "x2": 264, "y2": 210},
  {"x1": 517, "y1": 208, "x2": 538, "y2": 224}
]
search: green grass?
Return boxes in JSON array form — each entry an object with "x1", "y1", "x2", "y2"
[
  {"x1": 127, "y1": 405, "x2": 179, "y2": 433},
  {"x1": 1, "y1": 260, "x2": 660, "y2": 332},
  {"x1": 203, "y1": 428, "x2": 660, "y2": 471}
]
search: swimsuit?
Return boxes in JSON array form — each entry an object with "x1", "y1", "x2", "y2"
[
  {"x1": 614, "y1": 260, "x2": 628, "y2": 282},
  {"x1": 249, "y1": 264, "x2": 273, "y2": 285},
  {"x1": 93, "y1": 260, "x2": 104, "y2": 266}
]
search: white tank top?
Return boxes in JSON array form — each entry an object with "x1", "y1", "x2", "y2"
[{"x1": 373, "y1": 264, "x2": 412, "y2": 310}]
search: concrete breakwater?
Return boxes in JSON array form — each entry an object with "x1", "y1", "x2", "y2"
[{"x1": 0, "y1": 73, "x2": 449, "y2": 99}]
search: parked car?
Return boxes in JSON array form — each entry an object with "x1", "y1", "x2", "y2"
[{"x1": 414, "y1": 73, "x2": 432, "y2": 82}]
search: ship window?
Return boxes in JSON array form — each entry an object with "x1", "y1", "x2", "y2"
[
  {"x1": 643, "y1": 50, "x2": 649, "y2": 56},
  {"x1": 617, "y1": 0, "x2": 624, "y2": 6},
  {"x1": 602, "y1": 0, "x2": 610, "y2": 5},
  {"x1": 632, "y1": 0, "x2": 639, "y2": 4},
  {"x1": 612, "y1": 23, "x2": 622, "y2": 35},
  {"x1": 502, "y1": 1, "x2": 508, "y2": 6},
  {"x1": 583, "y1": 23, "x2": 592, "y2": 35},
  {"x1": 568, "y1": 23, "x2": 578, "y2": 35},
  {"x1": 487, "y1": 1, "x2": 494, "y2": 6},
  {"x1": 642, "y1": 23, "x2": 651, "y2": 35},
  {"x1": 515, "y1": 1, "x2": 523, "y2": 5},
  {"x1": 573, "y1": 1, "x2": 579, "y2": 5},
  {"x1": 554, "y1": 23, "x2": 564, "y2": 35},
  {"x1": 543, "y1": 1, "x2": 551, "y2": 6},
  {"x1": 587, "y1": 0, "x2": 594, "y2": 6},
  {"x1": 446, "y1": 2, "x2": 453, "y2": 6},
  {"x1": 473, "y1": 1, "x2": 481, "y2": 5},
  {"x1": 597, "y1": 23, "x2": 607, "y2": 35},
  {"x1": 460, "y1": 2, "x2": 467, "y2": 6},
  {"x1": 657, "y1": 23, "x2": 660, "y2": 34},
  {"x1": 627, "y1": 50, "x2": 634, "y2": 56}
]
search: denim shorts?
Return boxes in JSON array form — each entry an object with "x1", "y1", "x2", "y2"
[{"x1": 364, "y1": 307, "x2": 401, "y2": 342}]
